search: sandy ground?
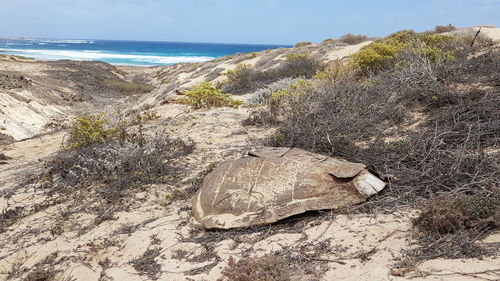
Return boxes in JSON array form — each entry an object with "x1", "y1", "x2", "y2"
[
  {"x1": 1, "y1": 105, "x2": 498, "y2": 281},
  {"x1": 1, "y1": 31, "x2": 499, "y2": 280}
]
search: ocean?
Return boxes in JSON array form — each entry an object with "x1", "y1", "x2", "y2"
[{"x1": 0, "y1": 38, "x2": 289, "y2": 66}]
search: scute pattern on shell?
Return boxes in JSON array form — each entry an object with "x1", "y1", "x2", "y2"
[{"x1": 192, "y1": 148, "x2": 386, "y2": 229}]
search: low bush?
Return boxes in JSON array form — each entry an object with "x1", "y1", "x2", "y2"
[
  {"x1": 221, "y1": 55, "x2": 323, "y2": 94},
  {"x1": 407, "y1": 194, "x2": 500, "y2": 260},
  {"x1": 267, "y1": 79, "x2": 312, "y2": 114},
  {"x1": 433, "y1": 24, "x2": 456, "y2": 34},
  {"x1": 314, "y1": 59, "x2": 357, "y2": 82},
  {"x1": 277, "y1": 53, "x2": 324, "y2": 78},
  {"x1": 221, "y1": 64, "x2": 266, "y2": 94},
  {"x1": 351, "y1": 41, "x2": 406, "y2": 72},
  {"x1": 414, "y1": 195, "x2": 499, "y2": 236},
  {"x1": 34, "y1": 109, "x2": 195, "y2": 226},
  {"x1": 242, "y1": 109, "x2": 280, "y2": 127},
  {"x1": 248, "y1": 78, "x2": 299, "y2": 105},
  {"x1": 256, "y1": 43, "x2": 500, "y2": 206},
  {"x1": 248, "y1": 38, "x2": 500, "y2": 264},
  {"x1": 178, "y1": 82, "x2": 243, "y2": 109},
  {"x1": 321, "y1": 38, "x2": 337, "y2": 45},
  {"x1": 294, "y1": 41, "x2": 312, "y2": 48},
  {"x1": 44, "y1": 132, "x2": 194, "y2": 200},
  {"x1": 137, "y1": 111, "x2": 160, "y2": 122},
  {"x1": 338, "y1": 33, "x2": 369, "y2": 45},
  {"x1": 67, "y1": 113, "x2": 116, "y2": 149},
  {"x1": 351, "y1": 30, "x2": 464, "y2": 73}
]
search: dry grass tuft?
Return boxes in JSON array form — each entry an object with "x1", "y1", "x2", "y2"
[{"x1": 218, "y1": 255, "x2": 293, "y2": 281}]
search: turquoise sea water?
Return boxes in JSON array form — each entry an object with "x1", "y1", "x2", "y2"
[{"x1": 0, "y1": 38, "x2": 289, "y2": 66}]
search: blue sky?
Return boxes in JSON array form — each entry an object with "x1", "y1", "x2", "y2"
[{"x1": 1, "y1": 0, "x2": 499, "y2": 44}]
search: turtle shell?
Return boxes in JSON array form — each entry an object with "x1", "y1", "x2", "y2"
[{"x1": 192, "y1": 147, "x2": 385, "y2": 229}]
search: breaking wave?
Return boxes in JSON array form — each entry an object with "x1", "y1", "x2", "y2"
[{"x1": 0, "y1": 48, "x2": 214, "y2": 65}]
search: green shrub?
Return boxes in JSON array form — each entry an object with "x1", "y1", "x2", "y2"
[
  {"x1": 294, "y1": 41, "x2": 312, "y2": 48},
  {"x1": 420, "y1": 34, "x2": 454, "y2": 47},
  {"x1": 352, "y1": 30, "x2": 458, "y2": 72},
  {"x1": 386, "y1": 29, "x2": 419, "y2": 43},
  {"x1": 351, "y1": 41, "x2": 406, "y2": 71},
  {"x1": 225, "y1": 64, "x2": 256, "y2": 89},
  {"x1": 178, "y1": 82, "x2": 243, "y2": 109},
  {"x1": 67, "y1": 113, "x2": 116, "y2": 149},
  {"x1": 416, "y1": 46, "x2": 455, "y2": 62},
  {"x1": 268, "y1": 80, "x2": 311, "y2": 113}
]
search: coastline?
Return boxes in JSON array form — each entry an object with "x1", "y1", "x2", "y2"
[{"x1": 0, "y1": 38, "x2": 289, "y2": 66}]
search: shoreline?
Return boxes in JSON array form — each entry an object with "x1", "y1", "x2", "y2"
[{"x1": 0, "y1": 38, "x2": 288, "y2": 67}]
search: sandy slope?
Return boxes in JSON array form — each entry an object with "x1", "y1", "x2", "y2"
[{"x1": 1, "y1": 34, "x2": 499, "y2": 281}]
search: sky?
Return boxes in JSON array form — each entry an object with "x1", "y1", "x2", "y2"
[{"x1": 0, "y1": 0, "x2": 499, "y2": 45}]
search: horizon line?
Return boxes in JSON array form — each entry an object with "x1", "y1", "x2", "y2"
[{"x1": 0, "y1": 36, "x2": 293, "y2": 47}]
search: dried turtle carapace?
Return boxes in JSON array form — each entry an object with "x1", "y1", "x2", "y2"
[{"x1": 192, "y1": 147, "x2": 386, "y2": 229}]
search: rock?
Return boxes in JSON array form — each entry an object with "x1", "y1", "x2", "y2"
[
  {"x1": 192, "y1": 147, "x2": 386, "y2": 229},
  {"x1": 0, "y1": 133, "x2": 15, "y2": 145}
]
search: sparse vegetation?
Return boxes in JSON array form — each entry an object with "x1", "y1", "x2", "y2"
[
  {"x1": 432, "y1": 24, "x2": 457, "y2": 34},
  {"x1": 414, "y1": 195, "x2": 499, "y2": 237},
  {"x1": 221, "y1": 54, "x2": 323, "y2": 94},
  {"x1": 178, "y1": 82, "x2": 243, "y2": 109},
  {"x1": 401, "y1": 194, "x2": 500, "y2": 263},
  {"x1": 67, "y1": 113, "x2": 116, "y2": 149},
  {"x1": 294, "y1": 41, "x2": 312, "y2": 47},
  {"x1": 103, "y1": 78, "x2": 154, "y2": 94},
  {"x1": 248, "y1": 78, "x2": 300, "y2": 105},
  {"x1": 280, "y1": 53, "x2": 324, "y2": 78},
  {"x1": 314, "y1": 59, "x2": 357, "y2": 82},
  {"x1": 47, "y1": 132, "x2": 194, "y2": 195},
  {"x1": 338, "y1": 33, "x2": 369, "y2": 45},
  {"x1": 31, "y1": 111, "x2": 195, "y2": 228},
  {"x1": 242, "y1": 108, "x2": 280, "y2": 127},
  {"x1": 218, "y1": 255, "x2": 293, "y2": 281},
  {"x1": 247, "y1": 30, "x2": 499, "y2": 237},
  {"x1": 138, "y1": 111, "x2": 160, "y2": 121},
  {"x1": 351, "y1": 30, "x2": 462, "y2": 72},
  {"x1": 130, "y1": 247, "x2": 162, "y2": 280},
  {"x1": 321, "y1": 38, "x2": 337, "y2": 45},
  {"x1": 238, "y1": 30, "x2": 499, "y2": 265},
  {"x1": 2, "y1": 24, "x2": 499, "y2": 281}
]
